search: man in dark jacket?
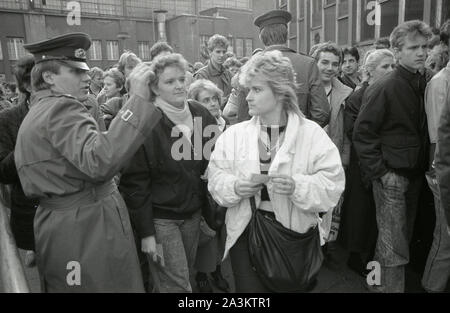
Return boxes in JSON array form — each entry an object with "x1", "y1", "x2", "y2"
[
  {"x1": 237, "y1": 10, "x2": 329, "y2": 127},
  {"x1": 353, "y1": 20, "x2": 432, "y2": 293},
  {"x1": 194, "y1": 34, "x2": 233, "y2": 106}
]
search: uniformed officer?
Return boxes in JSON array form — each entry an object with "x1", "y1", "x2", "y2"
[
  {"x1": 15, "y1": 33, "x2": 162, "y2": 292},
  {"x1": 237, "y1": 10, "x2": 330, "y2": 127}
]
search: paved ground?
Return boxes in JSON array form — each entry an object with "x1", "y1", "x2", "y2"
[{"x1": 1, "y1": 243, "x2": 429, "y2": 293}]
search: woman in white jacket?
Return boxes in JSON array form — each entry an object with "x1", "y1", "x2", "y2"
[{"x1": 207, "y1": 50, "x2": 346, "y2": 292}]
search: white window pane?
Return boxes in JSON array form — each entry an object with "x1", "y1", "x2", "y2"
[
  {"x1": 235, "y1": 38, "x2": 243, "y2": 58},
  {"x1": 106, "y1": 40, "x2": 119, "y2": 60},
  {"x1": 138, "y1": 41, "x2": 150, "y2": 60},
  {"x1": 89, "y1": 40, "x2": 102, "y2": 60},
  {"x1": 245, "y1": 39, "x2": 252, "y2": 57},
  {"x1": 7, "y1": 38, "x2": 26, "y2": 61}
]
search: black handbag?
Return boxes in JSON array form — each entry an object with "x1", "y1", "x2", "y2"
[
  {"x1": 201, "y1": 181, "x2": 227, "y2": 231},
  {"x1": 248, "y1": 197, "x2": 323, "y2": 292}
]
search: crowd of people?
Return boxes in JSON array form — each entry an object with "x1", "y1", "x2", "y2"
[{"x1": 1, "y1": 8, "x2": 450, "y2": 293}]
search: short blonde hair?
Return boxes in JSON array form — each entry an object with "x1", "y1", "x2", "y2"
[
  {"x1": 103, "y1": 68, "x2": 125, "y2": 88},
  {"x1": 118, "y1": 51, "x2": 141, "y2": 73},
  {"x1": 390, "y1": 20, "x2": 432, "y2": 50},
  {"x1": 361, "y1": 49, "x2": 395, "y2": 82},
  {"x1": 187, "y1": 79, "x2": 223, "y2": 102},
  {"x1": 149, "y1": 53, "x2": 188, "y2": 101},
  {"x1": 239, "y1": 50, "x2": 303, "y2": 118}
]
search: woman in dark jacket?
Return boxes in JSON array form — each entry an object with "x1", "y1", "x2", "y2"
[
  {"x1": 188, "y1": 79, "x2": 230, "y2": 292},
  {"x1": 0, "y1": 55, "x2": 38, "y2": 266},
  {"x1": 119, "y1": 54, "x2": 219, "y2": 293},
  {"x1": 339, "y1": 49, "x2": 395, "y2": 275}
]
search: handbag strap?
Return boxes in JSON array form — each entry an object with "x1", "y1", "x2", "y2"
[{"x1": 250, "y1": 196, "x2": 257, "y2": 214}]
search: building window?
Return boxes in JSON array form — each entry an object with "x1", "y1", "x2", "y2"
[
  {"x1": 7, "y1": 38, "x2": 26, "y2": 61},
  {"x1": 380, "y1": 0, "x2": 399, "y2": 38},
  {"x1": 106, "y1": 40, "x2": 119, "y2": 60},
  {"x1": 235, "y1": 38, "x2": 244, "y2": 58},
  {"x1": 244, "y1": 39, "x2": 253, "y2": 57},
  {"x1": 0, "y1": 41, "x2": 3, "y2": 60},
  {"x1": 200, "y1": 35, "x2": 210, "y2": 49},
  {"x1": 138, "y1": 41, "x2": 150, "y2": 60},
  {"x1": 360, "y1": 0, "x2": 376, "y2": 42},
  {"x1": 312, "y1": 0, "x2": 323, "y2": 28},
  {"x1": 278, "y1": 0, "x2": 287, "y2": 10},
  {"x1": 89, "y1": 40, "x2": 102, "y2": 61},
  {"x1": 405, "y1": 0, "x2": 423, "y2": 21},
  {"x1": 200, "y1": 0, "x2": 250, "y2": 11},
  {"x1": 338, "y1": 0, "x2": 349, "y2": 17}
]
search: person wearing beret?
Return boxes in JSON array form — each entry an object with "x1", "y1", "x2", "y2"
[
  {"x1": 14, "y1": 32, "x2": 162, "y2": 292},
  {"x1": 237, "y1": 10, "x2": 330, "y2": 128}
]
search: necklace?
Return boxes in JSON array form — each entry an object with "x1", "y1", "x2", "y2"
[{"x1": 259, "y1": 126, "x2": 286, "y2": 154}]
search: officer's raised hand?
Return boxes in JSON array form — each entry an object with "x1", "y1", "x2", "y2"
[{"x1": 128, "y1": 63, "x2": 155, "y2": 101}]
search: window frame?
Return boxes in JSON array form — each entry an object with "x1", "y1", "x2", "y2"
[
  {"x1": 89, "y1": 40, "x2": 103, "y2": 61},
  {"x1": 106, "y1": 40, "x2": 119, "y2": 60},
  {"x1": 6, "y1": 37, "x2": 26, "y2": 61}
]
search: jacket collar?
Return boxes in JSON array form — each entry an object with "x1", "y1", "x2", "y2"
[
  {"x1": 206, "y1": 60, "x2": 225, "y2": 77},
  {"x1": 397, "y1": 64, "x2": 424, "y2": 82},
  {"x1": 264, "y1": 45, "x2": 296, "y2": 53},
  {"x1": 329, "y1": 77, "x2": 353, "y2": 123}
]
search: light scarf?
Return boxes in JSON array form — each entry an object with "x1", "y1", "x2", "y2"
[{"x1": 154, "y1": 97, "x2": 194, "y2": 142}]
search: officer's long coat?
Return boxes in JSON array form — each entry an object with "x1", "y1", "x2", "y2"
[{"x1": 15, "y1": 89, "x2": 162, "y2": 292}]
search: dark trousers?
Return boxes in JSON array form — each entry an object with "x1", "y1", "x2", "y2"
[{"x1": 229, "y1": 227, "x2": 271, "y2": 293}]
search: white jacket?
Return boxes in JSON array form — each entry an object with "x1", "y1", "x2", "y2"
[{"x1": 207, "y1": 112, "x2": 346, "y2": 259}]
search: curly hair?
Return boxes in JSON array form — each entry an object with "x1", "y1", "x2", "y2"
[
  {"x1": 187, "y1": 79, "x2": 223, "y2": 102},
  {"x1": 239, "y1": 50, "x2": 303, "y2": 118},
  {"x1": 148, "y1": 53, "x2": 188, "y2": 101},
  {"x1": 312, "y1": 42, "x2": 343, "y2": 64},
  {"x1": 223, "y1": 57, "x2": 242, "y2": 70},
  {"x1": 117, "y1": 51, "x2": 141, "y2": 74},
  {"x1": 103, "y1": 68, "x2": 125, "y2": 88},
  {"x1": 150, "y1": 42, "x2": 174, "y2": 60},
  {"x1": 207, "y1": 34, "x2": 229, "y2": 52}
]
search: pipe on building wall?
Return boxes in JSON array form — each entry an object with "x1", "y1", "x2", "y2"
[
  {"x1": 155, "y1": 10, "x2": 168, "y2": 42},
  {"x1": 0, "y1": 188, "x2": 30, "y2": 293}
]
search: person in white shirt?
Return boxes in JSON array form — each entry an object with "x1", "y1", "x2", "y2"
[{"x1": 207, "y1": 50, "x2": 345, "y2": 292}]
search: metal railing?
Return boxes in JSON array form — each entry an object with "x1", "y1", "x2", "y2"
[{"x1": 0, "y1": 185, "x2": 30, "y2": 293}]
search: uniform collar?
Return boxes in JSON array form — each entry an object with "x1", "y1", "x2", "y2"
[
  {"x1": 30, "y1": 89, "x2": 76, "y2": 108},
  {"x1": 264, "y1": 44, "x2": 296, "y2": 53}
]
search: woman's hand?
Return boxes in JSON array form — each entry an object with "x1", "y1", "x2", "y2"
[
  {"x1": 270, "y1": 174, "x2": 296, "y2": 196},
  {"x1": 141, "y1": 235, "x2": 158, "y2": 263},
  {"x1": 128, "y1": 63, "x2": 154, "y2": 101},
  {"x1": 234, "y1": 180, "x2": 263, "y2": 198}
]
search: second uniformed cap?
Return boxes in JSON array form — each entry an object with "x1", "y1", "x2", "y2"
[
  {"x1": 254, "y1": 10, "x2": 292, "y2": 30},
  {"x1": 24, "y1": 32, "x2": 91, "y2": 71}
]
